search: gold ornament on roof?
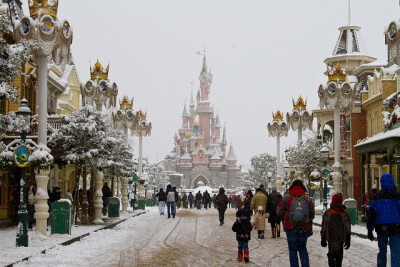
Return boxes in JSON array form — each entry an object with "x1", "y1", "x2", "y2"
[
  {"x1": 293, "y1": 96, "x2": 307, "y2": 111},
  {"x1": 327, "y1": 63, "x2": 346, "y2": 82},
  {"x1": 136, "y1": 110, "x2": 147, "y2": 121},
  {"x1": 90, "y1": 60, "x2": 109, "y2": 80},
  {"x1": 29, "y1": 0, "x2": 59, "y2": 19},
  {"x1": 272, "y1": 110, "x2": 283, "y2": 121},
  {"x1": 119, "y1": 96, "x2": 133, "y2": 110}
]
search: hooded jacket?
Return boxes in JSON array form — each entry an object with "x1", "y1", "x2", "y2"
[
  {"x1": 367, "y1": 173, "x2": 400, "y2": 234},
  {"x1": 321, "y1": 193, "x2": 351, "y2": 245},
  {"x1": 165, "y1": 184, "x2": 174, "y2": 202},
  {"x1": 276, "y1": 185, "x2": 315, "y2": 231},
  {"x1": 216, "y1": 188, "x2": 229, "y2": 211}
]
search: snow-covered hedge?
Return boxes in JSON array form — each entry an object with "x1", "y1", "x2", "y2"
[
  {"x1": 28, "y1": 144, "x2": 54, "y2": 173},
  {"x1": 383, "y1": 106, "x2": 400, "y2": 129},
  {"x1": 0, "y1": 151, "x2": 13, "y2": 170}
]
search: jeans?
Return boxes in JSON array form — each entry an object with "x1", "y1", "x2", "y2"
[
  {"x1": 238, "y1": 240, "x2": 249, "y2": 251},
  {"x1": 196, "y1": 200, "x2": 201, "y2": 209},
  {"x1": 377, "y1": 232, "x2": 400, "y2": 267},
  {"x1": 159, "y1": 201, "x2": 165, "y2": 215},
  {"x1": 166, "y1": 202, "x2": 176, "y2": 218},
  {"x1": 218, "y1": 209, "x2": 225, "y2": 223},
  {"x1": 286, "y1": 229, "x2": 310, "y2": 267},
  {"x1": 327, "y1": 243, "x2": 343, "y2": 267},
  {"x1": 102, "y1": 197, "x2": 109, "y2": 215}
]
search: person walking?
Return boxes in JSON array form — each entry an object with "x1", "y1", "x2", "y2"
[
  {"x1": 260, "y1": 184, "x2": 269, "y2": 198},
  {"x1": 102, "y1": 182, "x2": 111, "y2": 216},
  {"x1": 321, "y1": 192, "x2": 351, "y2": 267},
  {"x1": 277, "y1": 179, "x2": 315, "y2": 267},
  {"x1": 156, "y1": 188, "x2": 165, "y2": 215},
  {"x1": 27, "y1": 186, "x2": 36, "y2": 230},
  {"x1": 250, "y1": 188, "x2": 267, "y2": 214},
  {"x1": 212, "y1": 193, "x2": 217, "y2": 208},
  {"x1": 182, "y1": 193, "x2": 188, "y2": 209},
  {"x1": 243, "y1": 192, "x2": 253, "y2": 222},
  {"x1": 267, "y1": 186, "x2": 283, "y2": 238},
  {"x1": 232, "y1": 200, "x2": 252, "y2": 262},
  {"x1": 203, "y1": 190, "x2": 210, "y2": 210},
  {"x1": 367, "y1": 173, "x2": 400, "y2": 267},
  {"x1": 216, "y1": 187, "x2": 229, "y2": 226},
  {"x1": 165, "y1": 185, "x2": 176, "y2": 219},
  {"x1": 65, "y1": 188, "x2": 73, "y2": 203},
  {"x1": 252, "y1": 206, "x2": 268, "y2": 239},
  {"x1": 195, "y1": 191, "x2": 202, "y2": 210},
  {"x1": 188, "y1": 192, "x2": 194, "y2": 209}
]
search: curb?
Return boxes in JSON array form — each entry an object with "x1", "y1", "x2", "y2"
[
  {"x1": 7, "y1": 210, "x2": 148, "y2": 267},
  {"x1": 313, "y1": 221, "x2": 376, "y2": 241}
]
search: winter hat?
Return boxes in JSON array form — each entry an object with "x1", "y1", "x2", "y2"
[
  {"x1": 257, "y1": 206, "x2": 263, "y2": 211},
  {"x1": 245, "y1": 193, "x2": 249, "y2": 198},
  {"x1": 67, "y1": 188, "x2": 70, "y2": 192},
  {"x1": 237, "y1": 199, "x2": 243, "y2": 210},
  {"x1": 330, "y1": 192, "x2": 343, "y2": 208},
  {"x1": 381, "y1": 173, "x2": 395, "y2": 190}
]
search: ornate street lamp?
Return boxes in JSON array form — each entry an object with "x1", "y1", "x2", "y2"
[
  {"x1": 283, "y1": 159, "x2": 290, "y2": 192},
  {"x1": 267, "y1": 172, "x2": 272, "y2": 193},
  {"x1": 267, "y1": 110, "x2": 289, "y2": 193},
  {"x1": 15, "y1": 98, "x2": 32, "y2": 247},
  {"x1": 287, "y1": 96, "x2": 313, "y2": 142},
  {"x1": 13, "y1": 0, "x2": 73, "y2": 236},
  {"x1": 320, "y1": 144, "x2": 330, "y2": 211},
  {"x1": 318, "y1": 63, "x2": 355, "y2": 194}
]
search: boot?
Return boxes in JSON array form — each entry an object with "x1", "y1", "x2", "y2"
[
  {"x1": 271, "y1": 227, "x2": 276, "y2": 238},
  {"x1": 244, "y1": 249, "x2": 249, "y2": 263},
  {"x1": 237, "y1": 250, "x2": 243, "y2": 262},
  {"x1": 277, "y1": 225, "x2": 281, "y2": 238}
]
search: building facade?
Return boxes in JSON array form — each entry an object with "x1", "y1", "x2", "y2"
[{"x1": 164, "y1": 55, "x2": 240, "y2": 189}]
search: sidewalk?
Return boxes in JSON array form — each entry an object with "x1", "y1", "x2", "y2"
[{"x1": 0, "y1": 208, "x2": 147, "y2": 267}]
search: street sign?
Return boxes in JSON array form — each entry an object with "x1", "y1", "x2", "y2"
[
  {"x1": 283, "y1": 177, "x2": 289, "y2": 184},
  {"x1": 321, "y1": 169, "x2": 330, "y2": 180},
  {"x1": 133, "y1": 174, "x2": 138, "y2": 182}
]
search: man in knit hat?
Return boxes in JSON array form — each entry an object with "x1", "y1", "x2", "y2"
[{"x1": 321, "y1": 192, "x2": 351, "y2": 267}]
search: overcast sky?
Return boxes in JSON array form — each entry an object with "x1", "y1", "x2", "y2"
[{"x1": 23, "y1": 0, "x2": 400, "y2": 167}]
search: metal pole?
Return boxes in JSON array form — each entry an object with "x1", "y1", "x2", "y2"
[
  {"x1": 16, "y1": 167, "x2": 28, "y2": 247},
  {"x1": 139, "y1": 133, "x2": 143, "y2": 176},
  {"x1": 334, "y1": 107, "x2": 340, "y2": 165},
  {"x1": 298, "y1": 127, "x2": 302, "y2": 142},
  {"x1": 37, "y1": 55, "x2": 48, "y2": 146}
]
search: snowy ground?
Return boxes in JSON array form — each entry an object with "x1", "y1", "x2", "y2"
[
  {"x1": 0, "y1": 210, "x2": 144, "y2": 266},
  {"x1": 7, "y1": 207, "x2": 387, "y2": 266}
]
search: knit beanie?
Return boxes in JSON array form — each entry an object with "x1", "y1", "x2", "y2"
[
  {"x1": 330, "y1": 192, "x2": 343, "y2": 208},
  {"x1": 237, "y1": 199, "x2": 243, "y2": 210}
]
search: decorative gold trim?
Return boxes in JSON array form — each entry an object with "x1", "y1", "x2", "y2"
[{"x1": 29, "y1": 0, "x2": 59, "y2": 19}]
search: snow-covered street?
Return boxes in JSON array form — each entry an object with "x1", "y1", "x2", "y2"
[{"x1": 12, "y1": 207, "x2": 382, "y2": 266}]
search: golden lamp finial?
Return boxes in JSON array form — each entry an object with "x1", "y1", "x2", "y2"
[
  {"x1": 90, "y1": 59, "x2": 109, "y2": 80},
  {"x1": 327, "y1": 63, "x2": 346, "y2": 82},
  {"x1": 293, "y1": 96, "x2": 307, "y2": 111},
  {"x1": 29, "y1": 0, "x2": 59, "y2": 20},
  {"x1": 119, "y1": 96, "x2": 133, "y2": 110},
  {"x1": 272, "y1": 110, "x2": 283, "y2": 121}
]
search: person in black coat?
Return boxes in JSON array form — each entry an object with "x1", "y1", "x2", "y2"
[
  {"x1": 195, "y1": 191, "x2": 202, "y2": 210},
  {"x1": 188, "y1": 192, "x2": 194, "y2": 209},
  {"x1": 232, "y1": 201, "x2": 252, "y2": 262},
  {"x1": 102, "y1": 182, "x2": 111, "y2": 215},
  {"x1": 156, "y1": 188, "x2": 166, "y2": 215},
  {"x1": 266, "y1": 186, "x2": 282, "y2": 238}
]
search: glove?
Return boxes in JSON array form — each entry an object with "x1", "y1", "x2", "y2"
[
  {"x1": 321, "y1": 238, "x2": 327, "y2": 247},
  {"x1": 368, "y1": 231, "x2": 374, "y2": 241},
  {"x1": 344, "y1": 234, "x2": 351, "y2": 250}
]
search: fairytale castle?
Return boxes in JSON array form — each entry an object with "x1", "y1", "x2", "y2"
[{"x1": 164, "y1": 54, "x2": 240, "y2": 189}]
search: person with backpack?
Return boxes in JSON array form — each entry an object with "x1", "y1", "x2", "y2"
[
  {"x1": 102, "y1": 182, "x2": 112, "y2": 216},
  {"x1": 321, "y1": 192, "x2": 351, "y2": 267},
  {"x1": 277, "y1": 179, "x2": 315, "y2": 267},
  {"x1": 367, "y1": 173, "x2": 400, "y2": 267},
  {"x1": 216, "y1": 187, "x2": 229, "y2": 226},
  {"x1": 267, "y1": 186, "x2": 283, "y2": 238},
  {"x1": 165, "y1": 184, "x2": 177, "y2": 219}
]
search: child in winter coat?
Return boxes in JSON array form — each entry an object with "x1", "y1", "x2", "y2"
[
  {"x1": 321, "y1": 192, "x2": 351, "y2": 267},
  {"x1": 232, "y1": 199, "x2": 253, "y2": 262},
  {"x1": 252, "y1": 206, "x2": 269, "y2": 239}
]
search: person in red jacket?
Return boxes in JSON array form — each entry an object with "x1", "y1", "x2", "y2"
[
  {"x1": 321, "y1": 192, "x2": 351, "y2": 267},
  {"x1": 277, "y1": 179, "x2": 315, "y2": 267}
]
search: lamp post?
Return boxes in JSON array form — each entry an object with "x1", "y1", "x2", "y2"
[
  {"x1": 283, "y1": 159, "x2": 290, "y2": 193},
  {"x1": 287, "y1": 96, "x2": 313, "y2": 142},
  {"x1": 15, "y1": 98, "x2": 32, "y2": 247},
  {"x1": 320, "y1": 144, "x2": 330, "y2": 211},
  {"x1": 267, "y1": 172, "x2": 272, "y2": 193},
  {"x1": 267, "y1": 110, "x2": 288, "y2": 193},
  {"x1": 318, "y1": 63, "x2": 355, "y2": 194},
  {"x1": 13, "y1": 0, "x2": 73, "y2": 236}
]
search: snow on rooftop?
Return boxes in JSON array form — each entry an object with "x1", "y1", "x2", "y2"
[{"x1": 355, "y1": 126, "x2": 400, "y2": 147}]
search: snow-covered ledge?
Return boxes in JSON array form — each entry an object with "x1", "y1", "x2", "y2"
[{"x1": 93, "y1": 171, "x2": 104, "y2": 224}]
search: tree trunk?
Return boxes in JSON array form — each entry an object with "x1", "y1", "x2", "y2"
[
  {"x1": 81, "y1": 166, "x2": 88, "y2": 224},
  {"x1": 74, "y1": 166, "x2": 81, "y2": 225}
]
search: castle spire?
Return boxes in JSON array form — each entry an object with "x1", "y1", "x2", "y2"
[
  {"x1": 222, "y1": 123, "x2": 227, "y2": 146},
  {"x1": 196, "y1": 88, "x2": 201, "y2": 102},
  {"x1": 190, "y1": 81, "x2": 195, "y2": 108},
  {"x1": 182, "y1": 100, "x2": 190, "y2": 118}
]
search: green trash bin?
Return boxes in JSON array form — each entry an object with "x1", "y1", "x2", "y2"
[
  {"x1": 51, "y1": 199, "x2": 72, "y2": 235},
  {"x1": 137, "y1": 196, "x2": 145, "y2": 210},
  {"x1": 108, "y1": 197, "x2": 120, "y2": 217},
  {"x1": 145, "y1": 198, "x2": 152, "y2": 207},
  {"x1": 343, "y1": 199, "x2": 358, "y2": 225}
]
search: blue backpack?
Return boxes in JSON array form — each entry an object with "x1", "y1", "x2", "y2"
[{"x1": 289, "y1": 196, "x2": 309, "y2": 226}]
